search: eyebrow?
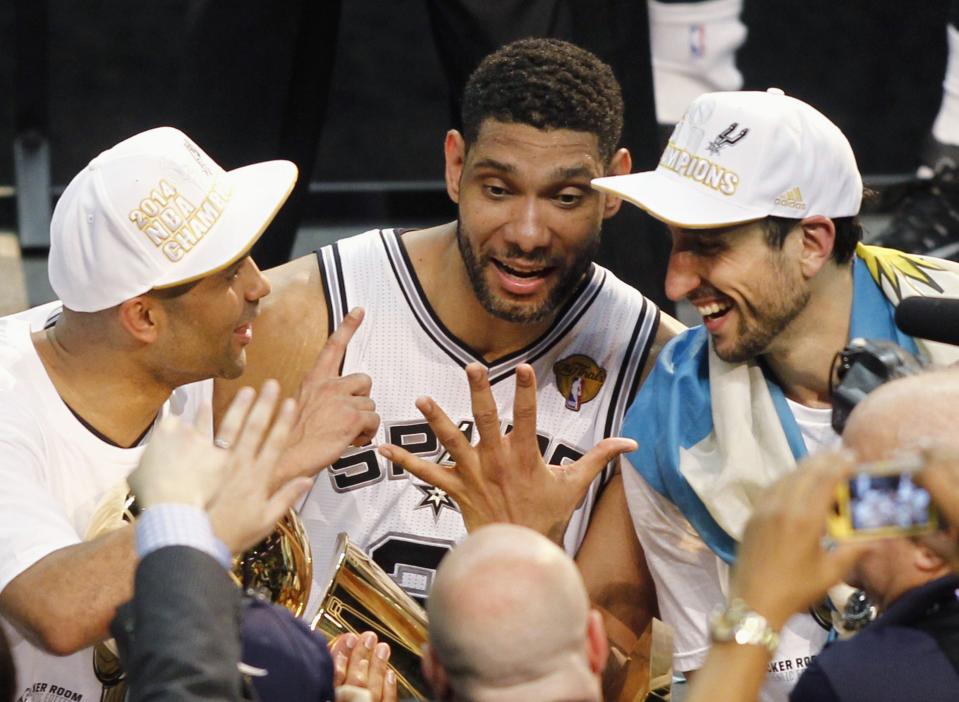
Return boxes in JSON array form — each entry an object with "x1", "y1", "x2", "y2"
[
  {"x1": 554, "y1": 165, "x2": 595, "y2": 181},
  {"x1": 471, "y1": 159, "x2": 596, "y2": 182},
  {"x1": 678, "y1": 224, "x2": 737, "y2": 238},
  {"x1": 472, "y1": 158, "x2": 515, "y2": 174}
]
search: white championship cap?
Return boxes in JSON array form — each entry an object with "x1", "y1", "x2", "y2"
[
  {"x1": 592, "y1": 89, "x2": 862, "y2": 228},
  {"x1": 49, "y1": 126, "x2": 298, "y2": 312}
]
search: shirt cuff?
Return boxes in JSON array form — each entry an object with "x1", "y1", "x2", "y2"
[{"x1": 135, "y1": 503, "x2": 232, "y2": 570}]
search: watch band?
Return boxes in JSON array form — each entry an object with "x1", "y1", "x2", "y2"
[{"x1": 709, "y1": 598, "x2": 781, "y2": 654}]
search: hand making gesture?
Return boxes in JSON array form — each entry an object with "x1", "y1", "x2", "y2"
[
  {"x1": 378, "y1": 362, "x2": 637, "y2": 544},
  {"x1": 275, "y1": 307, "x2": 380, "y2": 487}
]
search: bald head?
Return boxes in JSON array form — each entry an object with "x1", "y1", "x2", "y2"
[
  {"x1": 426, "y1": 524, "x2": 603, "y2": 701},
  {"x1": 841, "y1": 369, "x2": 959, "y2": 608},
  {"x1": 843, "y1": 368, "x2": 959, "y2": 459}
]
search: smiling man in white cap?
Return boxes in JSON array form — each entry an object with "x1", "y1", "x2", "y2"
[
  {"x1": 592, "y1": 89, "x2": 959, "y2": 700},
  {"x1": 0, "y1": 127, "x2": 379, "y2": 700}
]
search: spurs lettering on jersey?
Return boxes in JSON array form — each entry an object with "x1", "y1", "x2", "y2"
[{"x1": 329, "y1": 419, "x2": 586, "y2": 497}]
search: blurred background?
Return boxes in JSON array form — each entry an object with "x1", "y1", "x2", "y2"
[{"x1": 0, "y1": 0, "x2": 951, "y2": 314}]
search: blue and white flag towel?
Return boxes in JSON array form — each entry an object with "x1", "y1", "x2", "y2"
[{"x1": 624, "y1": 244, "x2": 959, "y2": 562}]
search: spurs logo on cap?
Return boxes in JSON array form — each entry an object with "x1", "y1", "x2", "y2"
[
  {"x1": 707, "y1": 123, "x2": 749, "y2": 155},
  {"x1": 590, "y1": 89, "x2": 863, "y2": 228}
]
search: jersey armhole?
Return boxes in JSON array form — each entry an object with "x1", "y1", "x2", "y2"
[{"x1": 316, "y1": 243, "x2": 348, "y2": 336}]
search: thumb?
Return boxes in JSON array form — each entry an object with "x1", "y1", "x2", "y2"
[
  {"x1": 263, "y1": 477, "x2": 314, "y2": 525},
  {"x1": 574, "y1": 437, "x2": 637, "y2": 485}
]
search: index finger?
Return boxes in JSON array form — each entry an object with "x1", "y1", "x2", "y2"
[
  {"x1": 465, "y1": 363, "x2": 502, "y2": 445},
  {"x1": 310, "y1": 307, "x2": 364, "y2": 381}
]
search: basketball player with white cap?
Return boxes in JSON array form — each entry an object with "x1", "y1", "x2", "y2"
[
  {"x1": 0, "y1": 127, "x2": 378, "y2": 700},
  {"x1": 592, "y1": 88, "x2": 959, "y2": 699}
]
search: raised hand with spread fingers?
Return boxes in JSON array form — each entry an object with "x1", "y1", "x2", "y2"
[
  {"x1": 379, "y1": 362, "x2": 637, "y2": 544},
  {"x1": 130, "y1": 379, "x2": 313, "y2": 555}
]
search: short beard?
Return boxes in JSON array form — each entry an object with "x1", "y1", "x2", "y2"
[
  {"x1": 456, "y1": 219, "x2": 598, "y2": 324},
  {"x1": 713, "y1": 257, "x2": 810, "y2": 363}
]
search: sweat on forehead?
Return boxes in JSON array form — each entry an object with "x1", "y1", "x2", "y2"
[{"x1": 842, "y1": 369, "x2": 959, "y2": 456}]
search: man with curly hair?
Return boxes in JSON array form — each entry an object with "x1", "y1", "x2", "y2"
[{"x1": 218, "y1": 37, "x2": 682, "y2": 679}]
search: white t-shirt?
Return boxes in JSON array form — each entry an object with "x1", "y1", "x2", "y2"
[
  {"x1": 0, "y1": 303, "x2": 212, "y2": 702},
  {"x1": 624, "y1": 400, "x2": 839, "y2": 702}
]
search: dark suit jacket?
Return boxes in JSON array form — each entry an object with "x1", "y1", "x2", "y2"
[
  {"x1": 111, "y1": 546, "x2": 249, "y2": 701},
  {"x1": 790, "y1": 575, "x2": 959, "y2": 702}
]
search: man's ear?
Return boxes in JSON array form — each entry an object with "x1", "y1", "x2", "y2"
[
  {"x1": 914, "y1": 539, "x2": 950, "y2": 573},
  {"x1": 797, "y1": 215, "x2": 837, "y2": 278},
  {"x1": 601, "y1": 148, "x2": 632, "y2": 219},
  {"x1": 444, "y1": 130, "x2": 467, "y2": 205},
  {"x1": 585, "y1": 608, "x2": 610, "y2": 676},
  {"x1": 421, "y1": 642, "x2": 451, "y2": 699},
  {"x1": 118, "y1": 296, "x2": 161, "y2": 344}
]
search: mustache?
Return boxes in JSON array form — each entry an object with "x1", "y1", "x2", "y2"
[
  {"x1": 483, "y1": 244, "x2": 561, "y2": 266},
  {"x1": 687, "y1": 285, "x2": 728, "y2": 302},
  {"x1": 237, "y1": 303, "x2": 260, "y2": 327}
]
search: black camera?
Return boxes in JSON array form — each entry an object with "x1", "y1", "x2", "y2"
[{"x1": 829, "y1": 338, "x2": 926, "y2": 434}]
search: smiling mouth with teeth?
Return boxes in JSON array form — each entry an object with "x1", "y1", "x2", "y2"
[
  {"x1": 492, "y1": 259, "x2": 552, "y2": 278},
  {"x1": 695, "y1": 301, "x2": 733, "y2": 319}
]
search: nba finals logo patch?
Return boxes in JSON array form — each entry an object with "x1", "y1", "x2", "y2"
[{"x1": 553, "y1": 355, "x2": 607, "y2": 412}]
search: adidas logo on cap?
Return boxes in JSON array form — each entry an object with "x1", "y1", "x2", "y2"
[{"x1": 775, "y1": 187, "x2": 807, "y2": 211}]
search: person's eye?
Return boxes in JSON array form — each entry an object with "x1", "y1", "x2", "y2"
[
  {"x1": 554, "y1": 191, "x2": 584, "y2": 207},
  {"x1": 484, "y1": 184, "x2": 509, "y2": 198}
]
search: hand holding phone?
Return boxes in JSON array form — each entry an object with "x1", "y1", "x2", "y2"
[{"x1": 829, "y1": 454, "x2": 938, "y2": 540}]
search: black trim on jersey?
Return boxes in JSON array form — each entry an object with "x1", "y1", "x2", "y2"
[
  {"x1": 518, "y1": 276, "x2": 604, "y2": 374},
  {"x1": 603, "y1": 298, "x2": 649, "y2": 440},
  {"x1": 315, "y1": 243, "x2": 349, "y2": 333},
  {"x1": 332, "y1": 243, "x2": 349, "y2": 319},
  {"x1": 626, "y1": 306, "x2": 660, "y2": 407},
  {"x1": 599, "y1": 299, "x2": 659, "y2": 486},
  {"x1": 380, "y1": 230, "x2": 469, "y2": 369},
  {"x1": 315, "y1": 249, "x2": 336, "y2": 338},
  {"x1": 385, "y1": 228, "x2": 608, "y2": 386}
]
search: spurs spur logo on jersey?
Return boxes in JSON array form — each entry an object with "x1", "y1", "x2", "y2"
[{"x1": 707, "y1": 122, "x2": 749, "y2": 155}]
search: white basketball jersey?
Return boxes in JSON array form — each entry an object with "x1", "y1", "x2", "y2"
[{"x1": 300, "y1": 228, "x2": 658, "y2": 610}]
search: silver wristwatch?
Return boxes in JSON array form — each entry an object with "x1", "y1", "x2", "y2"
[{"x1": 709, "y1": 598, "x2": 781, "y2": 653}]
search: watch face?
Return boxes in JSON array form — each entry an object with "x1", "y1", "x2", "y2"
[{"x1": 710, "y1": 600, "x2": 779, "y2": 652}]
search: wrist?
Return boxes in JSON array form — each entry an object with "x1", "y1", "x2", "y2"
[
  {"x1": 709, "y1": 598, "x2": 781, "y2": 654},
  {"x1": 728, "y1": 584, "x2": 794, "y2": 631}
]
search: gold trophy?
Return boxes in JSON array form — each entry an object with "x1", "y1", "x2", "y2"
[{"x1": 312, "y1": 533, "x2": 431, "y2": 701}]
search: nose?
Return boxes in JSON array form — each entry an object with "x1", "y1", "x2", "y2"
[
  {"x1": 503, "y1": 198, "x2": 551, "y2": 253},
  {"x1": 664, "y1": 250, "x2": 701, "y2": 302},
  {"x1": 242, "y1": 258, "x2": 272, "y2": 301}
]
